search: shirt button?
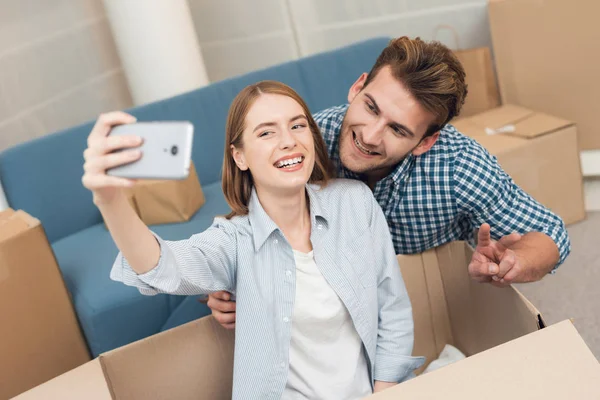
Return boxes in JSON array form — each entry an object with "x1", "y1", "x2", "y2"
[
  {"x1": 317, "y1": 224, "x2": 323, "y2": 230},
  {"x1": 285, "y1": 270, "x2": 292, "y2": 277},
  {"x1": 283, "y1": 317, "x2": 290, "y2": 323},
  {"x1": 280, "y1": 362, "x2": 286, "y2": 368},
  {"x1": 274, "y1": 239, "x2": 279, "y2": 244}
]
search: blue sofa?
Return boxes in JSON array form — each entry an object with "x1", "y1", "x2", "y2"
[{"x1": 0, "y1": 38, "x2": 389, "y2": 357}]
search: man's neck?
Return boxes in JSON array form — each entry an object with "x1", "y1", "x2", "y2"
[{"x1": 364, "y1": 168, "x2": 391, "y2": 190}]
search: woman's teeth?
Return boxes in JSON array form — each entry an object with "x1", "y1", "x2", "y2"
[
  {"x1": 276, "y1": 156, "x2": 303, "y2": 168},
  {"x1": 354, "y1": 136, "x2": 373, "y2": 155}
]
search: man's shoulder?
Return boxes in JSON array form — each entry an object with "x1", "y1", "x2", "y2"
[
  {"x1": 428, "y1": 123, "x2": 495, "y2": 164},
  {"x1": 313, "y1": 104, "x2": 348, "y2": 129}
]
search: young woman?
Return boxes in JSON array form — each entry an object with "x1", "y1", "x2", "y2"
[{"x1": 82, "y1": 81, "x2": 424, "y2": 399}]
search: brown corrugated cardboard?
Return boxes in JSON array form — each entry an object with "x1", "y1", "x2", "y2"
[
  {"x1": 488, "y1": 0, "x2": 600, "y2": 150},
  {"x1": 453, "y1": 105, "x2": 585, "y2": 225},
  {"x1": 132, "y1": 162, "x2": 205, "y2": 225},
  {"x1": 17, "y1": 241, "x2": 600, "y2": 399},
  {"x1": 0, "y1": 209, "x2": 90, "y2": 400},
  {"x1": 104, "y1": 162, "x2": 205, "y2": 227},
  {"x1": 453, "y1": 47, "x2": 501, "y2": 118},
  {"x1": 371, "y1": 319, "x2": 600, "y2": 399}
]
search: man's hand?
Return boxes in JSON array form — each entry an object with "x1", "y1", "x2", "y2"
[
  {"x1": 200, "y1": 291, "x2": 236, "y2": 329},
  {"x1": 373, "y1": 381, "x2": 397, "y2": 393},
  {"x1": 468, "y1": 223, "x2": 523, "y2": 287}
]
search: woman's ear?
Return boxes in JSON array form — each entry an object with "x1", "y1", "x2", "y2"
[{"x1": 231, "y1": 145, "x2": 248, "y2": 171}]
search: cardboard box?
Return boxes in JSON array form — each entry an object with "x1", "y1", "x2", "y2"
[
  {"x1": 488, "y1": 0, "x2": 600, "y2": 150},
  {"x1": 453, "y1": 47, "x2": 501, "y2": 118},
  {"x1": 0, "y1": 209, "x2": 90, "y2": 399},
  {"x1": 453, "y1": 105, "x2": 585, "y2": 225},
  {"x1": 105, "y1": 162, "x2": 205, "y2": 227},
  {"x1": 13, "y1": 241, "x2": 600, "y2": 399}
]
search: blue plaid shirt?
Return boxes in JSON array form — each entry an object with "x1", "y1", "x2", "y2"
[{"x1": 314, "y1": 105, "x2": 570, "y2": 269}]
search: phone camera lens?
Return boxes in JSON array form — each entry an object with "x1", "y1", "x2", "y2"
[{"x1": 171, "y1": 145, "x2": 178, "y2": 156}]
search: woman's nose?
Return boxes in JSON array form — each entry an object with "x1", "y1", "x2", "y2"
[{"x1": 279, "y1": 128, "x2": 297, "y2": 149}]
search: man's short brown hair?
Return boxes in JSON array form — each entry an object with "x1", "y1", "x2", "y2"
[{"x1": 364, "y1": 36, "x2": 468, "y2": 137}]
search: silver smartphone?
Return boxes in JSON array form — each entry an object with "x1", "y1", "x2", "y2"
[{"x1": 106, "y1": 121, "x2": 194, "y2": 180}]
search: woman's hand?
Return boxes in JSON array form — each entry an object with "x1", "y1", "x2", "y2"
[{"x1": 82, "y1": 111, "x2": 142, "y2": 205}]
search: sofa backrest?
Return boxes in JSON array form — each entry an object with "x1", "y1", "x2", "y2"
[{"x1": 0, "y1": 37, "x2": 389, "y2": 243}]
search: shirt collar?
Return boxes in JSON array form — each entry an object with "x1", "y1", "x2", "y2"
[{"x1": 248, "y1": 184, "x2": 329, "y2": 252}]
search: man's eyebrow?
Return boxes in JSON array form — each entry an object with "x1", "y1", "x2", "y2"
[
  {"x1": 365, "y1": 93, "x2": 415, "y2": 138},
  {"x1": 390, "y1": 122, "x2": 415, "y2": 138},
  {"x1": 364, "y1": 93, "x2": 380, "y2": 114}
]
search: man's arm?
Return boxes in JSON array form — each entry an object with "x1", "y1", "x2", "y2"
[
  {"x1": 469, "y1": 224, "x2": 559, "y2": 286},
  {"x1": 454, "y1": 142, "x2": 570, "y2": 285}
]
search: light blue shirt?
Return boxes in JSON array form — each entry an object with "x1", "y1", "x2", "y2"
[{"x1": 111, "y1": 179, "x2": 425, "y2": 399}]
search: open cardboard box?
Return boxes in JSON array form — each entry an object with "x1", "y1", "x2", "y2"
[
  {"x1": 453, "y1": 104, "x2": 585, "y2": 225},
  {"x1": 0, "y1": 209, "x2": 90, "y2": 399},
  {"x1": 13, "y1": 242, "x2": 600, "y2": 399}
]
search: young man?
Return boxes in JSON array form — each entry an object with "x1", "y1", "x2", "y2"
[{"x1": 207, "y1": 36, "x2": 570, "y2": 329}]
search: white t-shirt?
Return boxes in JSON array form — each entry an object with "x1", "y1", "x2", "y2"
[{"x1": 282, "y1": 250, "x2": 372, "y2": 400}]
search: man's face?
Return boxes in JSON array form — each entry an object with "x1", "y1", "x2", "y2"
[{"x1": 339, "y1": 66, "x2": 440, "y2": 181}]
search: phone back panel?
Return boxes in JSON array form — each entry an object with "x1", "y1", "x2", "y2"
[{"x1": 107, "y1": 122, "x2": 194, "y2": 180}]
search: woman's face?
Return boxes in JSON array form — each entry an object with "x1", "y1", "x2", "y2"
[{"x1": 232, "y1": 93, "x2": 315, "y2": 195}]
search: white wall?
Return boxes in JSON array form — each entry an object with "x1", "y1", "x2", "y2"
[
  {"x1": 187, "y1": 0, "x2": 300, "y2": 82},
  {"x1": 0, "y1": 0, "x2": 133, "y2": 152},
  {"x1": 187, "y1": 0, "x2": 492, "y2": 82}
]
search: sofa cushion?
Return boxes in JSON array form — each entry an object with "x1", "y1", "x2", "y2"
[{"x1": 52, "y1": 181, "x2": 231, "y2": 356}]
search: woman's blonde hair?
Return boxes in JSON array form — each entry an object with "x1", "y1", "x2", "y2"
[{"x1": 222, "y1": 80, "x2": 334, "y2": 219}]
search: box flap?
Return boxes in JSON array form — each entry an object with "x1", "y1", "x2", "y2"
[
  {"x1": 100, "y1": 316, "x2": 234, "y2": 400},
  {"x1": 471, "y1": 134, "x2": 529, "y2": 156},
  {"x1": 466, "y1": 105, "x2": 572, "y2": 139},
  {"x1": 0, "y1": 210, "x2": 39, "y2": 244},
  {"x1": 369, "y1": 320, "x2": 600, "y2": 399},
  {"x1": 11, "y1": 360, "x2": 111, "y2": 400},
  {"x1": 468, "y1": 104, "x2": 533, "y2": 132},
  {"x1": 450, "y1": 118, "x2": 484, "y2": 138},
  {"x1": 435, "y1": 243, "x2": 540, "y2": 357},
  {"x1": 512, "y1": 111, "x2": 573, "y2": 139}
]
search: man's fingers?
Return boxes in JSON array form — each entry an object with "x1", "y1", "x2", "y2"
[
  {"x1": 501, "y1": 261, "x2": 523, "y2": 284},
  {"x1": 213, "y1": 310, "x2": 236, "y2": 326},
  {"x1": 206, "y1": 292, "x2": 236, "y2": 313},
  {"x1": 494, "y1": 250, "x2": 517, "y2": 280},
  {"x1": 468, "y1": 260, "x2": 499, "y2": 282},
  {"x1": 497, "y1": 232, "x2": 522, "y2": 251},
  {"x1": 477, "y1": 223, "x2": 492, "y2": 247},
  {"x1": 213, "y1": 291, "x2": 232, "y2": 301}
]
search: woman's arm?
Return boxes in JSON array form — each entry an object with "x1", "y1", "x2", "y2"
[
  {"x1": 109, "y1": 216, "x2": 238, "y2": 296},
  {"x1": 362, "y1": 184, "x2": 425, "y2": 384}
]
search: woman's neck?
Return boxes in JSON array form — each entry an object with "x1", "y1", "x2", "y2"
[{"x1": 255, "y1": 185, "x2": 312, "y2": 252}]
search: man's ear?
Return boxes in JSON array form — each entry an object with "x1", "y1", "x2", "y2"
[
  {"x1": 412, "y1": 131, "x2": 440, "y2": 156},
  {"x1": 348, "y1": 72, "x2": 368, "y2": 103},
  {"x1": 231, "y1": 145, "x2": 248, "y2": 171}
]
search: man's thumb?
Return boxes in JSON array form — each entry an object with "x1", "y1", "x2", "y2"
[{"x1": 497, "y1": 232, "x2": 522, "y2": 249}]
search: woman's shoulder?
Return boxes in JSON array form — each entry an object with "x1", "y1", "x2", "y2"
[
  {"x1": 313, "y1": 178, "x2": 369, "y2": 195},
  {"x1": 208, "y1": 214, "x2": 252, "y2": 236},
  {"x1": 310, "y1": 179, "x2": 373, "y2": 209}
]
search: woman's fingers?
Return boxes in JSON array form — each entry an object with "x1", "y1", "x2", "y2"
[
  {"x1": 82, "y1": 174, "x2": 135, "y2": 190},
  {"x1": 88, "y1": 112, "x2": 137, "y2": 143}
]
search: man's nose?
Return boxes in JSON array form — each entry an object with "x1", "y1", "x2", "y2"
[{"x1": 362, "y1": 120, "x2": 385, "y2": 146}]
